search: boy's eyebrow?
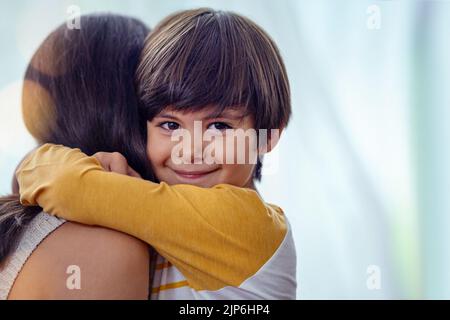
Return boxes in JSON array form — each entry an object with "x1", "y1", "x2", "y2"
[
  {"x1": 203, "y1": 110, "x2": 245, "y2": 120},
  {"x1": 155, "y1": 114, "x2": 180, "y2": 120},
  {"x1": 156, "y1": 110, "x2": 245, "y2": 121}
]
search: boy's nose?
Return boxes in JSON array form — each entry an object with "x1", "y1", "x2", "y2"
[{"x1": 190, "y1": 141, "x2": 204, "y2": 164}]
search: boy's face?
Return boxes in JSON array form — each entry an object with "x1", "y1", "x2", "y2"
[{"x1": 146, "y1": 106, "x2": 257, "y2": 188}]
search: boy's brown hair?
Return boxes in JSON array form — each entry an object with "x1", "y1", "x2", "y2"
[{"x1": 136, "y1": 8, "x2": 291, "y2": 180}]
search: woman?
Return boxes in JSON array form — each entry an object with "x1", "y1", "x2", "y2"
[{"x1": 0, "y1": 14, "x2": 154, "y2": 299}]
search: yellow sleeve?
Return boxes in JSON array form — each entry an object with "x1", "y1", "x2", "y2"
[{"x1": 16, "y1": 144, "x2": 287, "y2": 290}]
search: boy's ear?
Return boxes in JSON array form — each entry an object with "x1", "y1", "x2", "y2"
[{"x1": 258, "y1": 128, "x2": 283, "y2": 155}]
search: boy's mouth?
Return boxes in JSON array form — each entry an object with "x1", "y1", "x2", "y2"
[{"x1": 172, "y1": 168, "x2": 219, "y2": 180}]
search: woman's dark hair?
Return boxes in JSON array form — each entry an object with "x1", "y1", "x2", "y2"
[
  {"x1": 0, "y1": 14, "x2": 153, "y2": 264},
  {"x1": 136, "y1": 8, "x2": 292, "y2": 180}
]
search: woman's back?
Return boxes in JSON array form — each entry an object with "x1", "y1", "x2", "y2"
[{"x1": 6, "y1": 213, "x2": 150, "y2": 299}]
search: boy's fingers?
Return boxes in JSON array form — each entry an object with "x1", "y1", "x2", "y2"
[
  {"x1": 109, "y1": 159, "x2": 129, "y2": 175},
  {"x1": 93, "y1": 152, "x2": 136, "y2": 177},
  {"x1": 127, "y1": 166, "x2": 142, "y2": 178},
  {"x1": 93, "y1": 152, "x2": 109, "y2": 171}
]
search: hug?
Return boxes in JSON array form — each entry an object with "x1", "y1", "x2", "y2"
[{"x1": 0, "y1": 8, "x2": 296, "y2": 300}]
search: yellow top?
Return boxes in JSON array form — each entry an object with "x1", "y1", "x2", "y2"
[{"x1": 16, "y1": 144, "x2": 288, "y2": 291}]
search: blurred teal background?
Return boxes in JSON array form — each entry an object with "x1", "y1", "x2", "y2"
[{"x1": 0, "y1": 0, "x2": 449, "y2": 299}]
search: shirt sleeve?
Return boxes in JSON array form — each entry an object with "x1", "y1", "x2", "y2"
[{"x1": 16, "y1": 143, "x2": 287, "y2": 291}]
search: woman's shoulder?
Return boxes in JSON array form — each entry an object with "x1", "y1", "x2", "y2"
[{"x1": 8, "y1": 220, "x2": 150, "y2": 299}]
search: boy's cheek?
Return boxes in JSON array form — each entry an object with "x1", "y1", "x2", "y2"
[
  {"x1": 147, "y1": 136, "x2": 173, "y2": 166},
  {"x1": 219, "y1": 163, "x2": 256, "y2": 187}
]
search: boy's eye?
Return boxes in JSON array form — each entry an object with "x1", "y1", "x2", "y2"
[
  {"x1": 159, "y1": 121, "x2": 180, "y2": 130},
  {"x1": 207, "y1": 122, "x2": 232, "y2": 131}
]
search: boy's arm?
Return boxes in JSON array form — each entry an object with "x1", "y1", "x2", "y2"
[{"x1": 17, "y1": 144, "x2": 287, "y2": 291}]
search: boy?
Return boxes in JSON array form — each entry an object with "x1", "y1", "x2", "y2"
[{"x1": 16, "y1": 8, "x2": 296, "y2": 299}]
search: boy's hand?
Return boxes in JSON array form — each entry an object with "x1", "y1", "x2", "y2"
[{"x1": 93, "y1": 152, "x2": 141, "y2": 178}]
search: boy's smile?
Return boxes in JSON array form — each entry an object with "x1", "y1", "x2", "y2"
[
  {"x1": 146, "y1": 106, "x2": 258, "y2": 188},
  {"x1": 171, "y1": 167, "x2": 220, "y2": 181}
]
